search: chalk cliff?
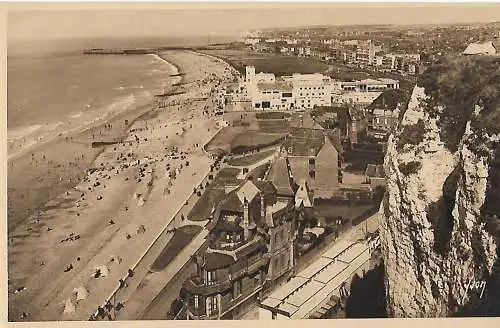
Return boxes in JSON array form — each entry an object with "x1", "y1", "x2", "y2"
[{"x1": 379, "y1": 56, "x2": 500, "y2": 317}]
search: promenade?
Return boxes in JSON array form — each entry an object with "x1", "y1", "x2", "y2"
[{"x1": 8, "y1": 50, "x2": 236, "y2": 321}]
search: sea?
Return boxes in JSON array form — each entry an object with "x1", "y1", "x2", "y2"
[{"x1": 7, "y1": 35, "x2": 237, "y2": 153}]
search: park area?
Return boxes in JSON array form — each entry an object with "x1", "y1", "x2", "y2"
[
  {"x1": 200, "y1": 49, "x2": 330, "y2": 76},
  {"x1": 205, "y1": 110, "x2": 292, "y2": 155},
  {"x1": 150, "y1": 225, "x2": 203, "y2": 272},
  {"x1": 227, "y1": 149, "x2": 275, "y2": 166}
]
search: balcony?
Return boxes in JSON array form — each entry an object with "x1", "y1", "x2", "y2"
[
  {"x1": 184, "y1": 276, "x2": 232, "y2": 296},
  {"x1": 248, "y1": 256, "x2": 269, "y2": 274}
]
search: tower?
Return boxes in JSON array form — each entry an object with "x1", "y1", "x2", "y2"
[{"x1": 246, "y1": 66, "x2": 256, "y2": 84}]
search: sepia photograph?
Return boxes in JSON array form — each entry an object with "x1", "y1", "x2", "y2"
[{"x1": 4, "y1": 2, "x2": 500, "y2": 323}]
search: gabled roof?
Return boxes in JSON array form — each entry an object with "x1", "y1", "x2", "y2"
[
  {"x1": 282, "y1": 128, "x2": 342, "y2": 157},
  {"x1": 236, "y1": 180, "x2": 260, "y2": 204},
  {"x1": 254, "y1": 180, "x2": 279, "y2": 204},
  {"x1": 366, "y1": 89, "x2": 404, "y2": 112},
  {"x1": 316, "y1": 135, "x2": 339, "y2": 161},
  {"x1": 295, "y1": 180, "x2": 313, "y2": 208},
  {"x1": 268, "y1": 158, "x2": 294, "y2": 197}
]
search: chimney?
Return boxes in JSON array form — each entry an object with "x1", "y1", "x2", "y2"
[
  {"x1": 243, "y1": 197, "x2": 250, "y2": 240},
  {"x1": 266, "y1": 206, "x2": 274, "y2": 227},
  {"x1": 260, "y1": 195, "x2": 266, "y2": 222}
]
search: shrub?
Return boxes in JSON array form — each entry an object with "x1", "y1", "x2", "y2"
[
  {"x1": 397, "y1": 119, "x2": 426, "y2": 151},
  {"x1": 398, "y1": 161, "x2": 422, "y2": 175},
  {"x1": 418, "y1": 56, "x2": 500, "y2": 152}
]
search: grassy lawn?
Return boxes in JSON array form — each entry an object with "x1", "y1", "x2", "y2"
[
  {"x1": 205, "y1": 127, "x2": 245, "y2": 154},
  {"x1": 201, "y1": 49, "x2": 330, "y2": 76},
  {"x1": 150, "y1": 225, "x2": 203, "y2": 272},
  {"x1": 210, "y1": 167, "x2": 241, "y2": 188},
  {"x1": 227, "y1": 149, "x2": 276, "y2": 166},
  {"x1": 255, "y1": 112, "x2": 292, "y2": 120},
  {"x1": 257, "y1": 119, "x2": 291, "y2": 133},
  {"x1": 230, "y1": 131, "x2": 286, "y2": 154},
  {"x1": 188, "y1": 188, "x2": 226, "y2": 221},
  {"x1": 223, "y1": 111, "x2": 260, "y2": 129}
]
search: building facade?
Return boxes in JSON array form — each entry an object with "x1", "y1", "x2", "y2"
[{"x1": 182, "y1": 180, "x2": 299, "y2": 320}]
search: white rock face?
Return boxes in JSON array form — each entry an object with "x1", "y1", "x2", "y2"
[{"x1": 379, "y1": 85, "x2": 498, "y2": 317}]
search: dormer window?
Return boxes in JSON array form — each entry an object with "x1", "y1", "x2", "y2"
[{"x1": 207, "y1": 270, "x2": 217, "y2": 285}]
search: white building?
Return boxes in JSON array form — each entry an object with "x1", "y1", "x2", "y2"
[
  {"x1": 290, "y1": 73, "x2": 332, "y2": 110},
  {"x1": 252, "y1": 83, "x2": 294, "y2": 111},
  {"x1": 243, "y1": 66, "x2": 399, "y2": 111},
  {"x1": 335, "y1": 78, "x2": 399, "y2": 93}
]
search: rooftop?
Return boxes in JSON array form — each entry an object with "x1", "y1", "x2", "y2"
[
  {"x1": 259, "y1": 240, "x2": 371, "y2": 318},
  {"x1": 204, "y1": 252, "x2": 235, "y2": 271},
  {"x1": 236, "y1": 180, "x2": 260, "y2": 204},
  {"x1": 282, "y1": 128, "x2": 342, "y2": 157},
  {"x1": 366, "y1": 89, "x2": 405, "y2": 112},
  {"x1": 268, "y1": 158, "x2": 294, "y2": 197}
]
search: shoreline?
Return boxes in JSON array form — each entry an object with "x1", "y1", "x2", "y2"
[
  {"x1": 8, "y1": 49, "x2": 236, "y2": 321},
  {"x1": 7, "y1": 54, "x2": 180, "y2": 231}
]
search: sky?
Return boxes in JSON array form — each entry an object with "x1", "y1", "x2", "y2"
[{"x1": 8, "y1": 3, "x2": 500, "y2": 40}]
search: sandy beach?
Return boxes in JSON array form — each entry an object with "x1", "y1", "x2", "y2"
[{"x1": 7, "y1": 50, "x2": 237, "y2": 321}]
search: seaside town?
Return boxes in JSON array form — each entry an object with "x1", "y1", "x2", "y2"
[{"x1": 7, "y1": 16, "x2": 500, "y2": 322}]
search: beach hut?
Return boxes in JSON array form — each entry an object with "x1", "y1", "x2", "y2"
[
  {"x1": 92, "y1": 265, "x2": 109, "y2": 278},
  {"x1": 73, "y1": 286, "x2": 88, "y2": 302},
  {"x1": 63, "y1": 298, "x2": 76, "y2": 314}
]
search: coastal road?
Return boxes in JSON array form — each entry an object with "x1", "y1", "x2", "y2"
[
  {"x1": 140, "y1": 258, "x2": 197, "y2": 319},
  {"x1": 94, "y1": 162, "x2": 214, "y2": 320}
]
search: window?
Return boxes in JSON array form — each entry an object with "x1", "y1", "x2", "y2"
[
  {"x1": 206, "y1": 296, "x2": 218, "y2": 315},
  {"x1": 194, "y1": 295, "x2": 199, "y2": 309},
  {"x1": 309, "y1": 158, "x2": 315, "y2": 165},
  {"x1": 207, "y1": 271, "x2": 217, "y2": 285}
]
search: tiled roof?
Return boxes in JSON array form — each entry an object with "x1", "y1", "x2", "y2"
[
  {"x1": 236, "y1": 180, "x2": 260, "y2": 204},
  {"x1": 295, "y1": 180, "x2": 313, "y2": 208},
  {"x1": 282, "y1": 128, "x2": 342, "y2": 157},
  {"x1": 254, "y1": 180, "x2": 279, "y2": 204},
  {"x1": 213, "y1": 215, "x2": 244, "y2": 232},
  {"x1": 268, "y1": 158, "x2": 294, "y2": 197},
  {"x1": 366, "y1": 89, "x2": 404, "y2": 112},
  {"x1": 220, "y1": 191, "x2": 244, "y2": 213}
]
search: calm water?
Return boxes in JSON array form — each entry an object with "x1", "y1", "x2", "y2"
[
  {"x1": 7, "y1": 35, "x2": 237, "y2": 143},
  {"x1": 8, "y1": 53, "x2": 173, "y2": 133}
]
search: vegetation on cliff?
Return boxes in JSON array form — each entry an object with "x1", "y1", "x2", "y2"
[
  {"x1": 418, "y1": 56, "x2": 500, "y2": 152},
  {"x1": 396, "y1": 119, "x2": 426, "y2": 151}
]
